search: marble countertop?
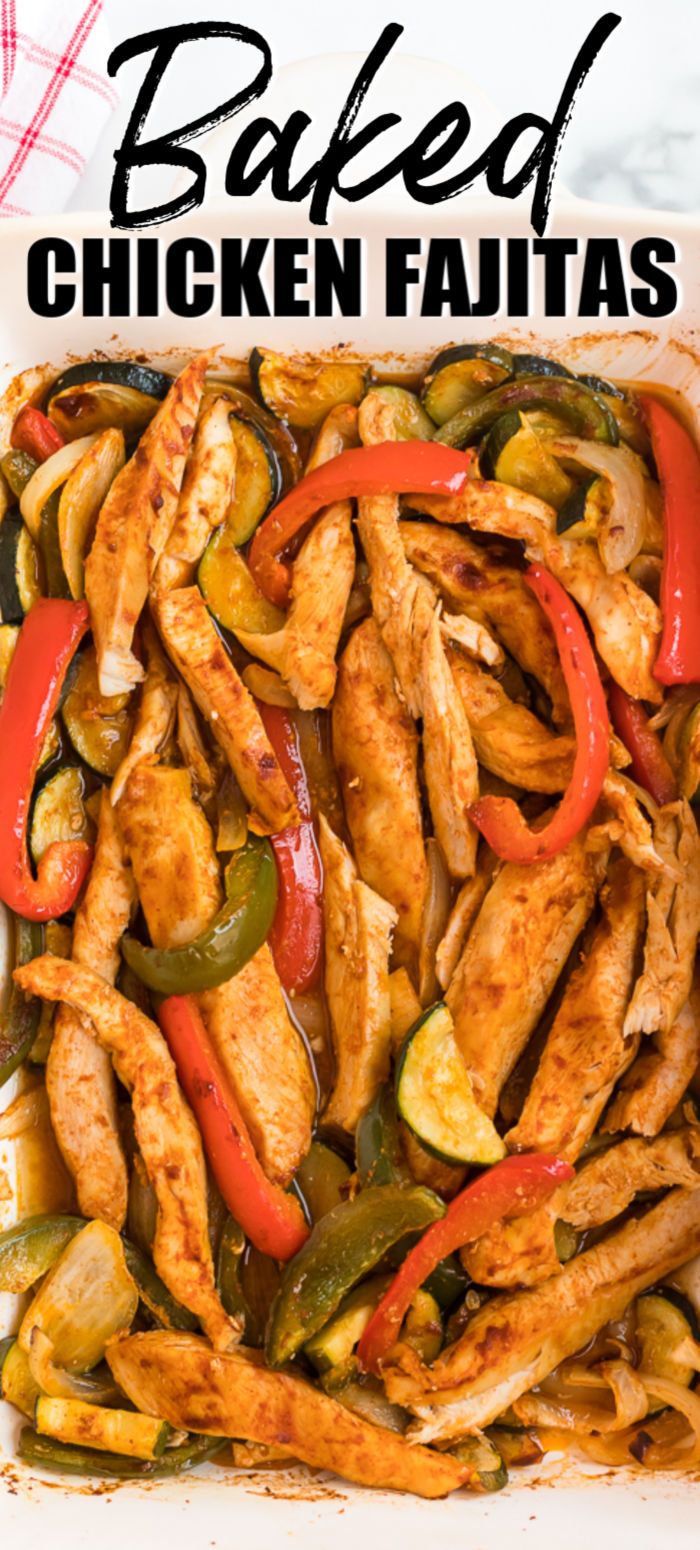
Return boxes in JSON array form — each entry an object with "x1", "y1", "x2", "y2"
[{"x1": 71, "y1": 0, "x2": 699, "y2": 215}]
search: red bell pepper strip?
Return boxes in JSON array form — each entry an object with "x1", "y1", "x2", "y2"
[
  {"x1": 258, "y1": 703, "x2": 323, "y2": 993},
  {"x1": 469, "y1": 563, "x2": 610, "y2": 864},
  {"x1": 249, "y1": 441, "x2": 475, "y2": 607},
  {"x1": 159, "y1": 994, "x2": 309, "y2": 1260},
  {"x1": 10, "y1": 406, "x2": 64, "y2": 463},
  {"x1": 639, "y1": 394, "x2": 700, "y2": 687},
  {"x1": 607, "y1": 681, "x2": 677, "y2": 807},
  {"x1": 357, "y1": 1152, "x2": 573, "y2": 1374},
  {"x1": 0, "y1": 599, "x2": 93, "y2": 921}
]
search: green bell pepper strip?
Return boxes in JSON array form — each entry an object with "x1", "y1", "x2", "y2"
[
  {"x1": 17, "y1": 1426, "x2": 226, "y2": 1479},
  {"x1": 0, "y1": 915, "x2": 44, "y2": 1089},
  {"x1": 1, "y1": 449, "x2": 39, "y2": 497},
  {"x1": 0, "y1": 1212, "x2": 83, "y2": 1293},
  {"x1": 120, "y1": 836, "x2": 278, "y2": 994},
  {"x1": 265, "y1": 1183, "x2": 445, "y2": 1367},
  {"x1": 435, "y1": 373, "x2": 619, "y2": 448}
]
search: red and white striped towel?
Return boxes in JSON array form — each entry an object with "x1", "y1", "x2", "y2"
[{"x1": 0, "y1": 0, "x2": 117, "y2": 216}]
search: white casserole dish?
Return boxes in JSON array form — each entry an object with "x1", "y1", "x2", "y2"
[{"x1": 0, "y1": 184, "x2": 699, "y2": 1546}]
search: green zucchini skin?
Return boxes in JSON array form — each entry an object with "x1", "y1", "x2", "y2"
[
  {"x1": 511, "y1": 353, "x2": 573, "y2": 379},
  {"x1": 368, "y1": 384, "x2": 435, "y2": 441},
  {"x1": 421, "y1": 344, "x2": 513, "y2": 425},
  {"x1": 578, "y1": 372, "x2": 625, "y2": 400},
  {"x1": 436, "y1": 374, "x2": 620, "y2": 449},
  {"x1": 39, "y1": 491, "x2": 70, "y2": 600},
  {"x1": 0, "y1": 1213, "x2": 83, "y2": 1292},
  {"x1": 0, "y1": 515, "x2": 41, "y2": 621},
  {"x1": 17, "y1": 1426, "x2": 225, "y2": 1478},
  {"x1": 395, "y1": 1003, "x2": 506, "y2": 1168},
  {"x1": 556, "y1": 473, "x2": 601, "y2": 534},
  {"x1": 250, "y1": 348, "x2": 368, "y2": 428},
  {"x1": 47, "y1": 361, "x2": 172, "y2": 404},
  {"x1": 227, "y1": 413, "x2": 281, "y2": 544},
  {"x1": 479, "y1": 409, "x2": 523, "y2": 479},
  {"x1": 29, "y1": 765, "x2": 94, "y2": 870}
]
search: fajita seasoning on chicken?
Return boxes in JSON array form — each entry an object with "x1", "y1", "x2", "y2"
[{"x1": 1, "y1": 343, "x2": 700, "y2": 1496}]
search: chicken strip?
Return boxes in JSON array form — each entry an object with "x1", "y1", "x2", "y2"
[
  {"x1": 415, "y1": 485, "x2": 663, "y2": 703},
  {"x1": 107, "y1": 1331, "x2": 473, "y2": 1498},
  {"x1": 154, "y1": 394, "x2": 236, "y2": 591},
  {"x1": 384, "y1": 1189, "x2": 700, "y2": 1439},
  {"x1": 236, "y1": 501, "x2": 355, "y2": 710},
  {"x1": 118, "y1": 764, "x2": 222, "y2": 949},
  {"x1": 447, "y1": 645, "x2": 575, "y2": 793},
  {"x1": 86, "y1": 352, "x2": 210, "y2": 696},
  {"x1": 153, "y1": 586, "x2": 299, "y2": 833},
  {"x1": 110, "y1": 617, "x2": 179, "y2": 805},
  {"x1": 624, "y1": 800, "x2": 700, "y2": 1037},
  {"x1": 46, "y1": 792, "x2": 135, "y2": 1230},
  {"x1": 605, "y1": 996, "x2": 700, "y2": 1136},
  {"x1": 196, "y1": 948, "x2": 315, "y2": 1186},
  {"x1": 332, "y1": 618, "x2": 427, "y2": 956},
  {"x1": 507, "y1": 855, "x2": 646, "y2": 1158},
  {"x1": 14, "y1": 957, "x2": 236, "y2": 1351},
  {"x1": 176, "y1": 681, "x2": 218, "y2": 807},
  {"x1": 320, "y1": 816, "x2": 398, "y2": 1133},
  {"x1": 446, "y1": 830, "x2": 604, "y2": 1116},
  {"x1": 419, "y1": 612, "x2": 479, "y2": 878},
  {"x1": 399, "y1": 518, "x2": 568, "y2": 723},
  {"x1": 589, "y1": 769, "x2": 671, "y2": 878},
  {"x1": 435, "y1": 856, "x2": 495, "y2": 993},
  {"x1": 558, "y1": 1129, "x2": 700, "y2": 1229}
]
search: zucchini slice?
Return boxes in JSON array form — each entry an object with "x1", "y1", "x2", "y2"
[
  {"x1": 436, "y1": 375, "x2": 620, "y2": 449},
  {"x1": 250, "y1": 348, "x2": 368, "y2": 429},
  {"x1": 448, "y1": 1434, "x2": 507, "y2": 1492},
  {"x1": 1, "y1": 1340, "x2": 41, "y2": 1419},
  {"x1": 401, "y1": 1287, "x2": 443, "y2": 1363},
  {"x1": 0, "y1": 515, "x2": 41, "y2": 621},
  {"x1": 48, "y1": 382, "x2": 160, "y2": 442},
  {"x1": 396, "y1": 1003, "x2": 506, "y2": 1166},
  {"x1": 122, "y1": 1240, "x2": 198, "y2": 1333},
  {"x1": 17, "y1": 1426, "x2": 225, "y2": 1479},
  {"x1": 35, "y1": 1397, "x2": 171, "y2": 1462},
  {"x1": 356, "y1": 1082, "x2": 410, "y2": 1189},
  {"x1": 47, "y1": 360, "x2": 172, "y2": 404},
  {"x1": 198, "y1": 524, "x2": 285, "y2": 634},
  {"x1": 295, "y1": 1141, "x2": 352, "y2": 1224},
  {"x1": 577, "y1": 372, "x2": 625, "y2": 400},
  {"x1": 512, "y1": 352, "x2": 573, "y2": 379},
  {"x1": 0, "y1": 911, "x2": 44, "y2": 1089},
  {"x1": 636, "y1": 1292, "x2": 699, "y2": 1389},
  {"x1": 422, "y1": 344, "x2": 513, "y2": 425},
  {"x1": 29, "y1": 766, "x2": 96, "y2": 868},
  {"x1": 304, "y1": 1276, "x2": 391, "y2": 1372},
  {"x1": 320, "y1": 1369, "x2": 407, "y2": 1432},
  {"x1": 61, "y1": 645, "x2": 133, "y2": 777},
  {"x1": 364, "y1": 385, "x2": 435, "y2": 441},
  {"x1": 208, "y1": 381, "x2": 302, "y2": 488},
  {"x1": 556, "y1": 473, "x2": 606, "y2": 536},
  {"x1": 227, "y1": 413, "x2": 281, "y2": 545},
  {"x1": 481, "y1": 410, "x2": 574, "y2": 508},
  {"x1": 40, "y1": 491, "x2": 70, "y2": 599}
]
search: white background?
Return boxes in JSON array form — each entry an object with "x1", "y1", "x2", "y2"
[{"x1": 70, "y1": 0, "x2": 700, "y2": 214}]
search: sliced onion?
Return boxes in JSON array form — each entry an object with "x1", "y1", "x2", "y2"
[
  {"x1": 28, "y1": 1326, "x2": 122, "y2": 1404},
  {"x1": 20, "y1": 433, "x2": 99, "y2": 540},
  {"x1": 549, "y1": 436, "x2": 647, "y2": 572},
  {"x1": 0, "y1": 1085, "x2": 49, "y2": 1140},
  {"x1": 514, "y1": 1360, "x2": 648, "y2": 1434},
  {"x1": 242, "y1": 662, "x2": 297, "y2": 708}
]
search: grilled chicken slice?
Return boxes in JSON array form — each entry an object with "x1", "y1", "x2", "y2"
[
  {"x1": 558, "y1": 1128, "x2": 700, "y2": 1229},
  {"x1": 196, "y1": 947, "x2": 315, "y2": 1186},
  {"x1": 14, "y1": 957, "x2": 236, "y2": 1351},
  {"x1": 107, "y1": 1330, "x2": 474, "y2": 1498},
  {"x1": 383, "y1": 1189, "x2": 700, "y2": 1439},
  {"x1": 413, "y1": 486, "x2": 663, "y2": 703},
  {"x1": 333, "y1": 618, "x2": 427, "y2": 957},
  {"x1": 118, "y1": 763, "x2": 222, "y2": 948},
  {"x1": 604, "y1": 995, "x2": 700, "y2": 1136},
  {"x1": 624, "y1": 800, "x2": 700, "y2": 1037},
  {"x1": 435, "y1": 855, "x2": 495, "y2": 993},
  {"x1": 590, "y1": 769, "x2": 671, "y2": 877},
  {"x1": 176, "y1": 681, "x2": 218, "y2": 807},
  {"x1": 46, "y1": 792, "x2": 135, "y2": 1230},
  {"x1": 154, "y1": 394, "x2": 236, "y2": 591},
  {"x1": 446, "y1": 830, "x2": 604, "y2": 1117},
  {"x1": 507, "y1": 855, "x2": 646, "y2": 1158},
  {"x1": 236, "y1": 501, "x2": 356, "y2": 710},
  {"x1": 319, "y1": 816, "x2": 398, "y2": 1133},
  {"x1": 399, "y1": 518, "x2": 569, "y2": 723},
  {"x1": 447, "y1": 645, "x2": 575, "y2": 793},
  {"x1": 153, "y1": 586, "x2": 299, "y2": 833},
  {"x1": 86, "y1": 353, "x2": 210, "y2": 696},
  {"x1": 419, "y1": 612, "x2": 479, "y2": 878},
  {"x1": 110, "y1": 617, "x2": 179, "y2": 805},
  {"x1": 358, "y1": 490, "x2": 435, "y2": 717}
]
